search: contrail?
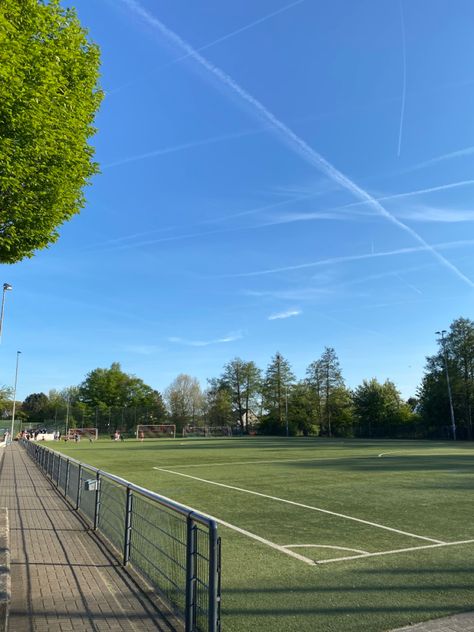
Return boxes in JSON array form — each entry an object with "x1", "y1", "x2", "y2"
[
  {"x1": 120, "y1": 0, "x2": 474, "y2": 288},
  {"x1": 220, "y1": 240, "x2": 474, "y2": 278},
  {"x1": 102, "y1": 128, "x2": 264, "y2": 169},
  {"x1": 110, "y1": 0, "x2": 305, "y2": 95},
  {"x1": 270, "y1": 179, "x2": 474, "y2": 224},
  {"x1": 397, "y1": 0, "x2": 407, "y2": 157},
  {"x1": 411, "y1": 146, "x2": 474, "y2": 171}
]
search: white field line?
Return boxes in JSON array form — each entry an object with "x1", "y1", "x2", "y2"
[
  {"x1": 317, "y1": 539, "x2": 474, "y2": 565},
  {"x1": 131, "y1": 483, "x2": 315, "y2": 566},
  {"x1": 153, "y1": 468, "x2": 445, "y2": 544},
  {"x1": 284, "y1": 544, "x2": 369, "y2": 554},
  {"x1": 210, "y1": 519, "x2": 315, "y2": 565}
]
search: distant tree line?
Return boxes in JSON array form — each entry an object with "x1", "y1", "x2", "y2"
[{"x1": 8, "y1": 317, "x2": 474, "y2": 440}]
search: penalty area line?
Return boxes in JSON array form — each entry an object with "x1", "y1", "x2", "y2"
[
  {"x1": 153, "y1": 467, "x2": 445, "y2": 544},
  {"x1": 317, "y1": 539, "x2": 474, "y2": 564}
]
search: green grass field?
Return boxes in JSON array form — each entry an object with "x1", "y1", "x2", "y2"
[{"x1": 48, "y1": 437, "x2": 474, "y2": 632}]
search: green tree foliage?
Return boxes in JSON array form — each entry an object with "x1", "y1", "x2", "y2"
[
  {"x1": 79, "y1": 363, "x2": 159, "y2": 410},
  {"x1": 353, "y1": 379, "x2": 414, "y2": 438},
  {"x1": 0, "y1": 385, "x2": 13, "y2": 420},
  {"x1": 22, "y1": 392, "x2": 49, "y2": 423},
  {"x1": 221, "y1": 358, "x2": 261, "y2": 431},
  {"x1": 287, "y1": 382, "x2": 318, "y2": 436},
  {"x1": 418, "y1": 318, "x2": 474, "y2": 439},
  {"x1": 0, "y1": 0, "x2": 102, "y2": 263},
  {"x1": 205, "y1": 378, "x2": 233, "y2": 427},
  {"x1": 261, "y1": 353, "x2": 295, "y2": 434},
  {"x1": 307, "y1": 347, "x2": 351, "y2": 437},
  {"x1": 164, "y1": 374, "x2": 203, "y2": 431}
]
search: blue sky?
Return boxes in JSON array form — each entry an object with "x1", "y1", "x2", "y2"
[{"x1": 2, "y1": 0, "x2": 474, "y2": 399}]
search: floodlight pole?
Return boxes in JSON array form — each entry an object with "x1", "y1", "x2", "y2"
[
  {"x1": 10, "y1": 351, "x2": 21, "y2": 441},
  {"x1": 0, "y1": 283, "x2": 13, "y2": 344},
  {"x1": 285, "y1": 385, "x2": 289, "y2": 438},
  {"x1": 65, "y1": 394, "x2": 70, "y2": 436},
  {"x1": 436, "y1": 330, "x2": 456, "y2": 441}
]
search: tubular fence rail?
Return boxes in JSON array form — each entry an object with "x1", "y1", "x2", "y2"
[{"x1": 21, "y1": 440, "x2": 221, "y2": 632}]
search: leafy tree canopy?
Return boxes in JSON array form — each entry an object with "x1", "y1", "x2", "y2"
[
  {"x1": 22, "y1": 392, "x2": 49, "y2": 422},
  {"x1": 0, "y1": 0, "x2": 102, "y2": 263},
  {"x1": 79, "y1": 363, "x2": 160, "y2": 410}
]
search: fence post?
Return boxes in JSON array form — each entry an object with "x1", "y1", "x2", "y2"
[
  {"x1": 54, "y1": 454, "x2": 60, "y2": 486},
  {"x1": 208, "y1": 522, "x2": 220, "y2": 632},
  {"x1": 65, "y1": 459, "x2": 70, "y2": 498},
  {"x1": 76, "y1": 464, "x2": 82, "y2": 510},
  {"x1": 123, "y1": 486, "x2": 133, "y2": 565},
  {"x1": 185, "y1": 514, "x2": 197, "y2": 632},
  {"x1": 93, "y1": 471, "x2": 101, "y2": 530}
]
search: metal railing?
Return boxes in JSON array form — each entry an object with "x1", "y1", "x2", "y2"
[{"x1": 21, "y1": 440, "x2": 221, "y2": 632}]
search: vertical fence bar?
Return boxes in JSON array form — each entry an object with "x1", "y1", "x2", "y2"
[
  {"x1": 208, "y1": 522, "x2": 219, "y2": 632},
  {"x1": 65, "y1": 459, "x2": 70, "y2": 498},
  {"x1": 20, "y1": 441, "x2": 221, "y2": 632},
  {"x1": 76, "y1": 464, "x2": 82, "y2": 510},
  {"x1": 185, "y1": 515, "x2": 197, "y2": 632},
  {"x1": 93, "y1": 471, "x2": 101, "y2": 530},
  {"x1": 123, "y1": 486, "x2": 133, "y2": 565}
]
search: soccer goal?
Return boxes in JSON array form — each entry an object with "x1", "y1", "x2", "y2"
[
  {"x1": 206, "y1": 426, "x2": 232, "y2": 437},
  {"x1": 182, "y1": 426, "x2": 207, "y2": 438},
  {"x1": 67, "y1": 428, "x2": 98, "y2": 441},
  {"x1": 136, "y1": 424, "x2": 176, "y2": 440},
  {"x1": 182, "y1": 425, "x2": 232, "y2": 438}
]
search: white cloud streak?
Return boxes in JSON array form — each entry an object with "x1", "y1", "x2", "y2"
[
  {"x1": 102, "y1": 128, "x2": 263, "y2": 169},
  {"x1": 119, "y1": 0, "x2": 474, "y2": 289},
  {"x1": 224, "y1": 239, "x2": 474, "y2": 278},
  {"x1": 396, "y1": 205, "x2": 474, "y2": 223},
  {"x1": 110, "y1": 0, "x2": 305, "y2": 95},
  {"x1": 268, "y1": 309, "x2": 301, "y2": 320},
  {"x1": 167, "y1": 331, "x2": 243, "y2": 347},
  {"x1": 410, "y1": 146, "x2": 474, "y2": 171},
  {"x1": 270, "y1": 180, "x2": 474, "y2": 225}
]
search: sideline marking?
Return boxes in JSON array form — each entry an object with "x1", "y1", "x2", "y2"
[
  {"x1": 317, "y1": 539, "x2": 474, "y2": 564},
  {"x1": 153, "y1": 467, "x2": 445, "y2": 544},
  {"x1": 131, "y1": 485, "x2": 315, "y2": 566},
  {"x1": 284, "y1": 544, "x2": 369, "y2": 554}
]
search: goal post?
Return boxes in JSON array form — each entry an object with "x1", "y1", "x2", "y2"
[
  {"x1": 136, "y1": 424, "x2": 176, "y2": 440},
  {"x1": 67, "y1": 428, "x2": 98, "y2": 441}
]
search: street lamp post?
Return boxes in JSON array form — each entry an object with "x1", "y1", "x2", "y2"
[
  {"x1": 436, "y1": 330, "x2": 456, "y2": 441},
  {"x1": 0, "y1": 283, "x2": 13, "y2": 344},
  {"x1": 65, "y1": 394, "x2": 70, "y2": 437},
  {"x1": 10, "y1": 351, "x2": 21, "y2": 441}
]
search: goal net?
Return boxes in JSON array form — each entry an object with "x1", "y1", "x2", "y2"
[
  {"x1": 182, "y1": 425, "x2": 232, "y2": 438},
  {"x1": 136, "y1": 424, "x2": 176, "y2": 439},
  {"x1": 206, "y1": 426, "x2": 232, "y2": 437},
  {"x1": 67, "y1": 428, "x2": 98, "y2": 441}
]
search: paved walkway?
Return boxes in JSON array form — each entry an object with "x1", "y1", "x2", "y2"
[
  {"x1": 0, "y1": 444, "x2": 181, "y2": 632},
  {"x1": 391, "y1": 611, "x2": 474, "y2": 632}
]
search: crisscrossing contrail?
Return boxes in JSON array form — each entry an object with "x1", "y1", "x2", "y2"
[{"x1": 120, "y1": 0, "x2": 474, "y2": 289}]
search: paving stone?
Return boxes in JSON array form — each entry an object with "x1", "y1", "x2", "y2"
[
  {"x1": 0, "y1": 445, "x2": 182, "y2": 632},
  {"x1": 390, "y1": 611, "x2": 474, "y2": 632}
]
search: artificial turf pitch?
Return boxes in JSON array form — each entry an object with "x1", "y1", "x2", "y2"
[{"x1": 49, "y1": 437, "x2": 474, "y2": 632}]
